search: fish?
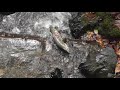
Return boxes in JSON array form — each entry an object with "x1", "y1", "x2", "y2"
[{"x1": 50, "y1": 26, "x2": 69, "y2": 53}]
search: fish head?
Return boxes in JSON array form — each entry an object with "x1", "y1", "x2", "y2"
[{"x1": 50, "y1": 25, "x2": 59, "y2": 34}]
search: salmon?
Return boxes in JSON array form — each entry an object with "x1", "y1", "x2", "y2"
[{"x1": 50, "y1": 26, "x2": 69, "y2": 53}]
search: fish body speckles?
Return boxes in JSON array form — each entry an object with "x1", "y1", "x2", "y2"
[{"x1": 50, "y1": 26, "x2": 69, "y2": 53}]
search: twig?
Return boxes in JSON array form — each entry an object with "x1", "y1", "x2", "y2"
[{"x1": 0, "y1": 31, "x2": 46, "y2": 42}]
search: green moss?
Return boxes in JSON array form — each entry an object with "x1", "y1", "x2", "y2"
[
  {"x1": 95, "y1": 12, "x2": 120, "y2": 38},
  {"x1": 109, "y1": 28, "x2": 120, "y2": 37}
]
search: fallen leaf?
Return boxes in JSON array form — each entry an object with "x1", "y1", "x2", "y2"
[
  {"x1": 84, "y1": 12, "x2": 97, "y2": 21},
  {"x1": 86, "y1": 31, "x2": 94, "y2": 41}
]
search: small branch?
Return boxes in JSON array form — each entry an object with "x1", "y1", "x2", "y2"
[
  {"x1": 0, "y1": 31, "x2": 47, "y2": 54},
  {"x1": 0, "y1": 31, "x2": 46, "y2": 42}
]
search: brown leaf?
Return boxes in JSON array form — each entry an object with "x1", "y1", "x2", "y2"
[
  {"x1": 84, "y1": 12, "x2": 97, "y2": 21},
  {"x1": 86, "y1": 31, "x2": 94, "y2": 41},
  {"x1": 111, "y1": 12, "x2": 120, "y2": 17},
  {"x1": 115, "y1": 14, "x2": 120, "y2": 20}
]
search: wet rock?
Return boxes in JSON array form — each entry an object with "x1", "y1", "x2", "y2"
[
  {"x1": 78, "y1": 47, "x2": 117, "y2": 78},
  {"x1": 69, "y1": 12, "x2": 79, "y2": 19},
  {"x1": 0, "y1": 12, "x2": 15, "y2": 24},
  {"x1": 0, "y1": 12, "x2": 78, "y2": 78}
]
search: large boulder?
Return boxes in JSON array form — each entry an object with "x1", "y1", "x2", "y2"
[
  {"x1": 0, "y1": 12, "x2": 85, "y2": 78},
  {"x1": 78, "y1": 46, "x2": 117, "y2": 78}
]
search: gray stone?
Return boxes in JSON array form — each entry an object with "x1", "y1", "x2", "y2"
[{"x1": 78, "y1": 46, "x2": 117, "y2": 78}]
